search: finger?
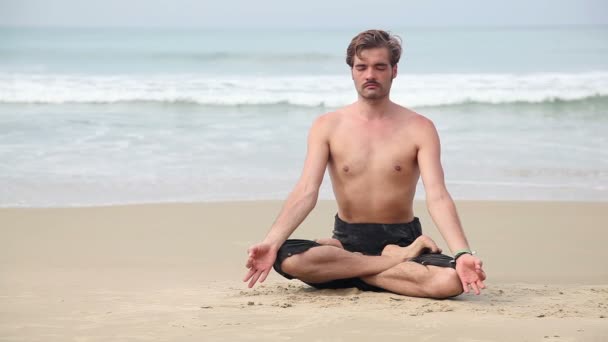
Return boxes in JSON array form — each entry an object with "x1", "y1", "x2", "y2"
[
  {"x1": 461, "y1": 280, "x2": 469, "y2": 293},
  {"x1": 476, "y1": 279, "x2": 486, "y2": 289},
  {"x1": 245, "y1": 257, "x2": 254, "y2": 268},
  {"x1": 470, "y1": 282, "x2": 481, "y2": 295},
  {"x1": 243, "y1": 268, "x2": 256, "y2": 282},
  {"x1": 248, "y1": 271, "x2": 262, "y2": 288},
  {"x1": 475, "y1": 259, "x2": 483, "y2": 269},
  {"x1": 259, "y1": 268, "x2": 270, "y2": 283},
  {"x1": 478, "y1": 269, "x2": 487, "y2": 281}
]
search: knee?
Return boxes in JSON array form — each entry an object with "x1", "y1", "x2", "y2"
[{"x1": 426, "y1": 268, "x2": 463, "y2": 299}]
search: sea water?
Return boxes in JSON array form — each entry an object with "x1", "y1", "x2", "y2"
[{"x1": 1, "y1": 27, "x2": 607, "y2": 206}]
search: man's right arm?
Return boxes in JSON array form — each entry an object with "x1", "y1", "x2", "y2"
[
  {"x1": 262, "y1": 114, "x2": 331, "y2": 249},
  {"x1": 244, "y1": 114, "x2": 331, "y2": 287}
]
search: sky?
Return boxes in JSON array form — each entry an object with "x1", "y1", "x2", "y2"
[{"x1": 0, "y1": 0, "x2": 607, "y2": 28}]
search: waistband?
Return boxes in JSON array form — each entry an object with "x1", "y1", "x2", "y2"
[{"x1": 334, "y1": 214, "x2": 420, "y2": 229}]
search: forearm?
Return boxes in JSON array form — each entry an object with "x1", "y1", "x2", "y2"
[
  {"x1": 263, "y1": 185, "x2": 318, "y2": 249},
  {"x1": 426, "y1": 191, "x2": 470, "y2": 254}
]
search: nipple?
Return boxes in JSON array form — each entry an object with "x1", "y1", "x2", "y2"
[
  {"x1": 394, "y1": 165, "x2": 402, "y2": 171},
  {"x1": 343, "y1": 165, "x2": 350, "y2": 173}
]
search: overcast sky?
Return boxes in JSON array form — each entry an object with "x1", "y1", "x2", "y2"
[{"x1": 1, "y1": 0, "x2": 607, "y2": 28}]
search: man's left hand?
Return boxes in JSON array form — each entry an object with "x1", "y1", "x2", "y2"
[{"x1": 455, "y1": 254, "x2": 486, "y2": 295}]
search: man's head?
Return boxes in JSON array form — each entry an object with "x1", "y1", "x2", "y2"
[
  {"x1": 346, "y1": 30, "x2": 402, "y2": 100},
  {"x1": 346, "y1": 30, "x2": 402, "y2": 68}
]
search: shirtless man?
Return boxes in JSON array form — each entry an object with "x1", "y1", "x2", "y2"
[{"x1": 243, "y1": 29, "x2": 486, "y2": 298}]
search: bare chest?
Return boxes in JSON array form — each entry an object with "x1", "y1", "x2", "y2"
[{"x1": 328, "y1": 124, "x2": 418, "y2": 177}]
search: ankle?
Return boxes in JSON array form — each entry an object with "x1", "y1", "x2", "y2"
[{"x1": 379, "y1": 254, "x2": 403, "y2": 267}]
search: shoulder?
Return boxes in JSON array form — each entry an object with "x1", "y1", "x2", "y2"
[
  {"x1": 394, "y1": 105, "x2": 437, "y2": 133},
  {"x1": 310, "y1": 105, "x2": 351, "y2": 133},
  {"x1": 306, "y1": 110, "x2": 340, "y2": 143},
  {"x1": 394, "y1": 105, "x2": 439, "y2": 146}
]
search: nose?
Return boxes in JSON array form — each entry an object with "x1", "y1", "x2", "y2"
[{"x1": 364, "y1": 68, "x2": 376, "y2": 81}]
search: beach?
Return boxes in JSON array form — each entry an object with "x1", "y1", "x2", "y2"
[
  {"x1": 1, "y1": 25, "x2": 607, "y2": 341},
  {"x1": 1, "y1": 200, "x2": 607, "y2": 341}
]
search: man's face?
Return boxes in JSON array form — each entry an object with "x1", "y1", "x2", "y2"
[{"x1": 351, "y1": 47, "x2": 398, "y2": 100}]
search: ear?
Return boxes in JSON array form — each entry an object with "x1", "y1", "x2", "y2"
[{"x1": 392, "y1": 64, "x2": 398, "y2": 79}]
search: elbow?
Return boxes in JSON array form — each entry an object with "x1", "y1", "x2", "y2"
[
  {"x1": 425, "y1": 186, "x2": 451, "y2": 207},
  {"x1": 304, "y1": 188, "x2": 320, "y2": 209},
  {"x1": 293, "y1": 182, "x2": 320, "y2": 209}
]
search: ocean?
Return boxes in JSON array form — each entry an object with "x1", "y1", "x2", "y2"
[{"x1": 1, "y1": 27, "x2": 607, "y2": 207}]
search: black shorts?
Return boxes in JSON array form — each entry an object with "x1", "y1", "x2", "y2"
[{"x1": 273, "y1": 214, "x2": 455, "y2": 292}]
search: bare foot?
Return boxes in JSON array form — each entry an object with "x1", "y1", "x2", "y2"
[{"x1": 381, "y1": 235, "x2": 442, "y2": 261}]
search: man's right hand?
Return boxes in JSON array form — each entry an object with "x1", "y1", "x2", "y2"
[{"x1": 243, "y1": 242, "x2": 277, "y2": 288}]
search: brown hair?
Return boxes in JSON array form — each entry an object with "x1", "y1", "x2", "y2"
[{"x1": 346, "y1": 29, "x2": 402, "y2": 67}]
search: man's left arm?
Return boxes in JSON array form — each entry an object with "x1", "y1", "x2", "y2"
[{"x1": 415, "y1": 116, "x2": 486, "y2": 294}]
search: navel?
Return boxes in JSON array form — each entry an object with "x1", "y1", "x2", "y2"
[
  {"x1": 343, "y1": 165, "x2": 350, "y2": 173},
  {"x1": 394, "y1": 165, "x2": 402, "y2": 172}
]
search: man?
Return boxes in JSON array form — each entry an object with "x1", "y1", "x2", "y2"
[{"x1": 243, "y1": 29, "x2": 486, "y2": 298}]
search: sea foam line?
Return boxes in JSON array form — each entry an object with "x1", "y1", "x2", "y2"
[{"x1": 1, "y1": 71, "x2": 607, "y2": 107}]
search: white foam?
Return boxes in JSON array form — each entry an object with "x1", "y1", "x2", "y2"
[{"x1": 1, "y1": 71, "x2": 607, "y2": 107}]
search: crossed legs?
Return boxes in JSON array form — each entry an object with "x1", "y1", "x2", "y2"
[{"x1": 280, "y1": 237, "x2": 463, "y2": 299}]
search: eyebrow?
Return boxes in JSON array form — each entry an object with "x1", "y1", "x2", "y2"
[{"x1": 354, "y1": 62, "x2": 390, "y2": 67}]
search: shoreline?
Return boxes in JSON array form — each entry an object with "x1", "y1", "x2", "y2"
[{"x1": 2, "y1": 197, "x2": 607, "y2": 209}]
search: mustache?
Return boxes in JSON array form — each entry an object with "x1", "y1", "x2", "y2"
[{"x1": 363, "y1": 81, "x2": 380, "y2": 87}]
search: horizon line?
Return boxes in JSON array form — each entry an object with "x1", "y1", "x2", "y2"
[{"x1": 1, "y1": 23, "x2": 607, "y2": 31}]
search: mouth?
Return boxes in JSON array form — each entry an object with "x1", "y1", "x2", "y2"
[{"x1": 364, "y1": 83, "x2": 379, "y2": 89}]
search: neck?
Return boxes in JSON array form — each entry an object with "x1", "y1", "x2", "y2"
[{"x1": 356, "y1": 96, "x2": 392, "y2": 120}]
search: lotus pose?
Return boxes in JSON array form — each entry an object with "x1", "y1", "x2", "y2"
[{"x1": 244, "y1": 29, "x2": 486, "y2": 298}]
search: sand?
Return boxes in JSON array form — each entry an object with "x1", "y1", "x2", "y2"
[{"x1": 1, "y1": 200, "x2": 607, "y2": 341}]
